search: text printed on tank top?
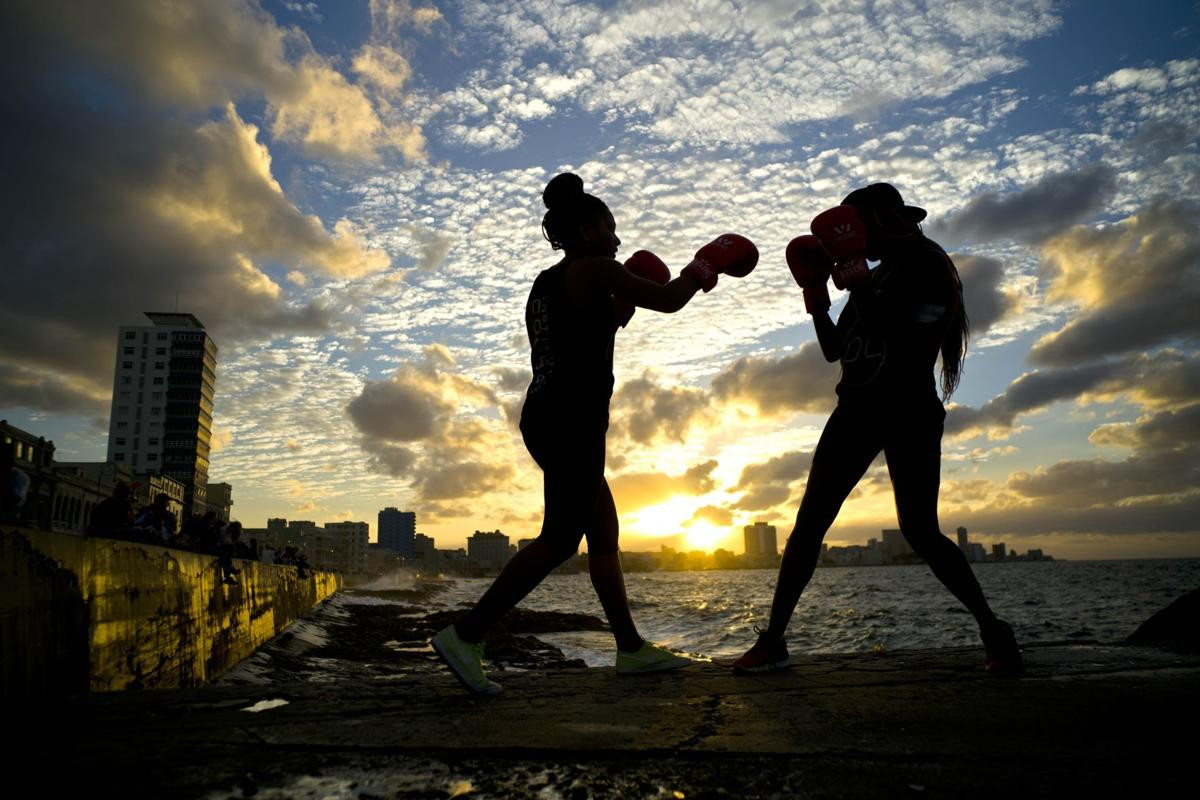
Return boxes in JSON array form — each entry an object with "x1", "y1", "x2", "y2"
[{"x1": 528, "y1": 296, "x2": 554, "y2": 395}]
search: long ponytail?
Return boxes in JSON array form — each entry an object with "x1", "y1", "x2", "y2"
[{"x1": 940, "y1": 256, "x2": 969, "y2": 400}]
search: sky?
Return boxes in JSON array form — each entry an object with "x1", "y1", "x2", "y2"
[{"x1": 2, "y1": 0, "x2": 1198, "y2": 560}]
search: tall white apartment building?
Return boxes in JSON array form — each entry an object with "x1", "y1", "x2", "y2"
[{"x1": 106, "y1": 312, "x2": 217, "y2": 516}]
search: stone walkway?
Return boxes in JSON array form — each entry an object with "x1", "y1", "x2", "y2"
[{"x1": 24, "y1": 643, "x2": 1198, "y2": 798}]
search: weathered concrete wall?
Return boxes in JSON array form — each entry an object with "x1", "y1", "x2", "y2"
[{"x1": 1, "y1": 527, "x2": 340, "y2": 695}]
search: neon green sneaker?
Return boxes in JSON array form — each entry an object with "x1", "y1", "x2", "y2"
[
  {"x1": 615, "y1": 641, "x2": 694, "y2": 675},
  {"x1": 431, "y1": 625, "x2": 502, "y2": 694}
]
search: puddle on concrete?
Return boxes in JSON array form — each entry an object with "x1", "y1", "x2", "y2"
[{"x1": 241, "y1": 698, "x2": 289, "y2": 713}]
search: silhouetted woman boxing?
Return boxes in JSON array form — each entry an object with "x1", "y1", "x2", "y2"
[
  {"x1": 735, "y1": 183, "x2": 1022, "y2": 675},
  {"x1": 433, "y1": 172, "x2": 758, "y2": 693}
]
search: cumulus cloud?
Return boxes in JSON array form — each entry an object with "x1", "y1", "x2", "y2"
[
  {"x1": 610, "y1": 373, "x2": 711, "y2": 445},
  {"x1": 1088, "y1": 403, "x2": 1200, "y2": 450},
  {"x1": 8, "y1": 0, "x2": 426, "y2": 162},
  {"x1": 608, "y1": 460, "x2": 718, "y2": 512},
  {"x1": 1002, "y1": 403, "x2": 1200, "y2": 515},
  {"x1": 730, "y1": 449, "x2": 815, "y2": 512},
  {"x1": 934, "y1": 163, "x2": 1117, "y2": 244},
  {"x1": 0, "y1": 98, "x2": 363, "y2": 408},
  {"x1": 0, "y1": 1, "x2": 416, "y2": 417},
  {"x1": 0, "y1": 364, "x2": 110, "y2": 420},
  {"x1": 710, "y1": 343, "x2": 838, "y2": 416},
  {"x1": 346, "y1": 346, "x2": 513, "y2": 504},
  {"x1": 1031, "y1": 199, "x2": 1200, "y2": 366},
  {"x1": 955, "y1": 254, "x2": 1020, "y2": 334},
  {"x1": 688, "y1": 504, "x2": 734, "y2": 527},
  {"x1": 946, "y1": 350, "x2": 1200, "y2": 440}
]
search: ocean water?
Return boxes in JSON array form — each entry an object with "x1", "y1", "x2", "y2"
[{"x1": 419, "y1": 559, "x2": 1200, "y2": 666}]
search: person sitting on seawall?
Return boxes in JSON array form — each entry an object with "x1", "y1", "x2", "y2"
[
  {"x1": 431, "y1": 172, "x2": 759, "y2": 694},
  {"x1": 735, "y1": 183, "x2": 1023, "y2": 675},
  {"x1": 86, "y1": 481, "x2": 134, "y2": 539},
  {"x1": 135, "y1": 491, "x2": 177, "y2": 546}
]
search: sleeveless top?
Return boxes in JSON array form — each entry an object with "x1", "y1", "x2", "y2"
[{"x1": 521, "y1": 259, "x2": 616, "y2": 426}]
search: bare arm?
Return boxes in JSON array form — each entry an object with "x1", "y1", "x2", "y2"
[
  {"x1": 814, "y1": 301, "x2": 856, "y2": 362},
  {"x1": 573, "y1": 256, "x2": 701, "y2": 313}
]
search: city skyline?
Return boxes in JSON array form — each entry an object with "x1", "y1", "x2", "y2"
[{"x1": 2, "y1": 2, "x2": 1198, "y2": 560}]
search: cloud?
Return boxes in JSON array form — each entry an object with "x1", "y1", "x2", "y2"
[
  {"x1": 1088, "y1": 403, "x2": 1200, "y2": 451},
  {"x1": 934, "y1": 163, "x2": 1117, "y2": 244},
  {"x1": 0, "y1": 364, "x2": 110, "y2": 419},
  {"x1": 730, "y1": 449, "x2": 816, "y2": 512},
  {"x1": 1003, "y1": 404, "x2": 1200, "y2": 512},
  {"x1": 688, "y1": 504, "x2": 734, "y2": 527},
  {"x1": 609, "y1": 373, "x2": 711, "y2": 445},
  {"x1": 7, "y1": 0, "x2": 426, "y2": 163},
  {"x1": 346, "y1": 346, "x2": 514, "y2": 504},
  {"x1": 608, "y1": 460, "x2": 718, "y2": 512},
  {"x1": 415, "y1": 459, "x2": 515, "y2": 501},
  {"x1": 710, "y1": 343, "x2": 837, "y2": 416},
  {"x1": 1030, "y1": 198, "x2": 1200, "y2": 366},
  {"x1": 0, "y1": 96, "x2": 368, "y2": 407},
  {"x1": 346, "y1": 377, "x2": 447, "y2": 442},
  {"x1": 450, "y1": 0, "x2": 1060, "y2": 150},
  {"x1": 955, "y1": 254, "x2": 1020, "y2": 334},
  {"x1": 945, "y1": 350, "x2": 1200, "y2": 440}
]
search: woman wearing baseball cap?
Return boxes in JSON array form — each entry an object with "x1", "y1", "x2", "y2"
[{"x1": 736, "y1": 183, "x2": 1023, "y2": 675}]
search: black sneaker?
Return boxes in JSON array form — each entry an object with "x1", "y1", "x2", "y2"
[{"x1": 982, "y1": 619, "x2": 1023, "y2": 675}]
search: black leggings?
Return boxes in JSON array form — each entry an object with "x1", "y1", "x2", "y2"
[
  {"x1": 801, "y1": 396, "x2": 945, "y2": 538},
  {"x1": 521, "y1": 416, "x2": 619, "y2": 557},
  {"x1": 767, "y1": 395, "x2": 997, "y2": 637}
]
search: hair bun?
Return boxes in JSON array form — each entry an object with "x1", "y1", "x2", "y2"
[{"x1": 543, "y1": 172, "x2": 585, "y2": 210}]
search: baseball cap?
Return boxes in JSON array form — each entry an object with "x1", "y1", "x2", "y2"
[{"x1": 841, "y1": 183, "x2": 927, "y2": 223}]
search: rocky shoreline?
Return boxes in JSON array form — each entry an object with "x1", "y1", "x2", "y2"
[{"x1": 218, "y1": 581, "x2": 613, "y2": 687}]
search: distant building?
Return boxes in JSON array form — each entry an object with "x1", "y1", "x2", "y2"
[
  {"x1": 2, "y1": 419, "x2": 58, "y2": 529},
  {"x1": 206, "y1": 482, "x2": 233, "y2": 522},
  {"x1": 743, "y1": 521, "x2": 778, "y2": 559},
  {"x1": 322, "y1": 521, "x2": 370, "y2": 574},
  {"x1": 956, "y1": 526, "x2": 970, "y2": 555},
  {"x1": 107, "y1": 312, "x2": 217, "y2": 516},
  {"x1": 251, "y1": 518, "x2": 316, "y2": 552},
  {"x1": 881, "y1": 529, "x2": 914, "y2": 561},
  {"x1": 517, "y1": 538, "x2": 534, "y2": 551},
  {"x1": 969, "y1": 542, "x2": 987, "y2": 563},
  {"x1": 378, "y1": 507, "x2": 416, "y2": 556},
  {"x1": 414, "y1": 533, "x2": 436, "y2": 560},
  {"x1": 467, "y1": 530, "x2": 511, "y2": 570},
  {"x1": 992, "y1": 543, "x2": 1008, "y2": 561}
]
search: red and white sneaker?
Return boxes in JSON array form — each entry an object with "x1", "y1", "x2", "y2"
[
  {"x1": 982, "y1": 619, "x2": 1024, "y2": 675},
  {"x1": 733, "y1": 628, "x2": 790, "y2": 674}
]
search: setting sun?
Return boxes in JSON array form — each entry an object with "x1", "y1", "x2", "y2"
[{"x1": 682, "y1": 520, "x2": 727, "y2": 552}]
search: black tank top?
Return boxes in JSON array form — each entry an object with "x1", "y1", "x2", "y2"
[
  {"x1": 835, "y1": 237, "x2": 957, "y2": 402},
  {"x1": 521, "y1": 260, "x2": 616, "y2": 424}
]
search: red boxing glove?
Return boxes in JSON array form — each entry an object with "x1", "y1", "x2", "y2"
[
  {"x1": 810, "y1": 205, "x2": 870, "y2": 290},
  {"x1": 614, "y1": 250, "x2": 672, "y2": 328},
  {"x1": 681, "y1": 234, "x2": 759, "y2": 292},
  {"x1": 785, "y1": 235, "x2": 832, "y2": 314}
]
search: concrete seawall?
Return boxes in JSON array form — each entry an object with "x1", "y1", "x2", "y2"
[{"x1": 0, "y1": 527, "x2": 340, "y2": 695}]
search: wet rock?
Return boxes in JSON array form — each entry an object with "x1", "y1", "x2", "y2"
[
  {"x1": 220, "y1": 593, "x2": 607, "y2": 686},
  {"x1": 1125, "y1": 587, "x2": 1200, "y2": 653}
]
